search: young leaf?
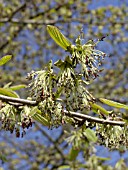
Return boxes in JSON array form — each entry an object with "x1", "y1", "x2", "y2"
[
  {"x1": 0, "y1": 88, "x2": 19, "y2": 98},
  {"x1": 10, "y1": 84, "x2": 26, "y2": 91},
  {"x1": 68, "y1": 147, "x2": 79, "y2": 161},
  {"x1": 99, "y1": 98, "x2": 128, "y2": 110},
  {"x1": 29, "y1": 106, "x2": 39, "y2": 116},
  {"x1": 3, "y1": 82, "x2": 12, "y2": 88},
  {"x1": 84, "y1": 128, "x2": 97, "y2": 142},
  {"x1": 0, "y1": 55, "x2": 12, "y2": 66},
  {"x1": 90, "y1": 103, "x2": 110, "y2": 115},
  {"x1": 65, "y1": 56, "x2": 72, "y2": 65},
  {"x1": 54, "y1": 87, "x2": 64, "y2": 99},
  {"x1": 47, "y1": 25, "x2": 71, "y2": 50},
  {"x1": 54, "y1": 59, "x2": 64, "y2": 68},
  {"x1": 32, "y1": 113, "x2": 49, "y2": 126}
]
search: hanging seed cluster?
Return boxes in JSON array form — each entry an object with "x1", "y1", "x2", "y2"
[
  {"x1": 27, "y1": 62, "x2": 55, "y2": 102},
  {"x1": 96, "y1": 124, "x2": 128, "y2": 151},
  {"x1": 38, "y1": 101, "x2": 63, "y2": 128},
  {"x1": 27, "y1": 63, "x2": 64, "y2": 128},
  {"x1": 0, "y1": 104, "x2": 33, "y2": 137},
  {"x1": 69, "y1": 36, "x2": 106, "y2": 81}
]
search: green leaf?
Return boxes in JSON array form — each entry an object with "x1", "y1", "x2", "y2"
[
  {"x1": 29, "y1": 106, "x2": 39, "y2": 116},
  {"x1": 99, "y1": 98, "x2": 128, "y2": 110},
  {"x1": 54, "y1": 59, "x2": 64, "y2": 67},
  {"x1": 97, "y1": 156, "x2": 110, "y2": 161},
  {"x1": 68, "y1": 147, "x2": 79, "y2": 161},
  {"x1": 84, "y1": 128, "x2": 97, "y2": 142},
  {"x1": 54, "y1": 87, "x2": 64, "y2": 99},
  {"x1": 0, "y1": 154, "x2": 7, "y2": 163},
  {"x1": 90, "y1": 103, "x2": 110, "y2": 115},
  {"x1": 3, "y1": 82, "x2": 12, "y2": 88},
  {"x1": 47, "y1": 25, "x2": 71, "y2": 50},
  {"x1": 32, "y1": 112, "x2": 49, "y2": 126},
  {"x1": 10, "y1": 84, "x2": 26, "y2": 91},
  {"x1": 0, "y1": 55, "x2": 12, "y2": 66},
  {"x1": 58, "y1": 165, "x2": 70, "y2": 170},
  {"x1": 65, "y1": 56, "x2": 72, "y2": 65},
  {"x1": 0, "y1": 88, "x2": 19, "y2": 98}
]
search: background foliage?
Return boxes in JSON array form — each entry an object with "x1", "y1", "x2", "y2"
[{"x1": 0, "y1": 0, "x2": 128, "y2": 169}]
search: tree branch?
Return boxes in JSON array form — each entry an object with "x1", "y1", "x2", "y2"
[
  {"x1": 0, "y1": 95, "x2": 37, "y2": 105},
  {"x1": 0, "y1": 18, "x2": 126, "y2": 25},
  {"x1": 0, "y1": 95, "x2": 125, "y2": 126},
  {"x1": 35, "y1": 124, "x2": 65, "y2": 159},
  {"x1": 64, "y1": 110, "x2": 125, "y2": 126}
]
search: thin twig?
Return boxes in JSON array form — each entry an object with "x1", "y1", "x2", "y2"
[{"x1": 0, "y1": 95, "x2": 126, "y2": 126}]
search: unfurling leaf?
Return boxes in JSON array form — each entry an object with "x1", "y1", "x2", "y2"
[
  {"x1": 0, "y1": 55, "x2": 12, "y2": 66},
  {"x1": 99, "y1": 98, "x2": 128, "y2": 110},
  {"x1": 47, "y1": 25, "x2": 71, "y2": 50}
]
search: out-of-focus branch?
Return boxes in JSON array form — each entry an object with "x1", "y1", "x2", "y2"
[
  {"x1": 8, "y1": 3, "x2": 27, "y2": 20},
  {"x1": 35, "y1": 124, "x2": 65, "y2": 159},
  {"x1": 0, "y1": 18, "x2": 126, "y2": 25},
  {"x1": 0, "y1": 18, "x2": 56, "y2": 25},
  {"x1": 29, "y1": 2, "x2": 69, "y2": 19},
  {"x1": 0, "y1": 2, "x2": 68, "y2": 51},
  {"x1": 0, "y1": 3, "x2": 27, "y2": 51},
  {"x1": 0, "y1": 95, "x2": 125, "y2": 126}
]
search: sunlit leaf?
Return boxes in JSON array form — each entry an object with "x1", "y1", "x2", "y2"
[
  {"x1": 90, "y1": 103, "x2": 110, "y2": 115},
  {"x1": 54, "y1": 87, "x2": 64, "y2": 99},
  {"x1": 58, "y1": 165, "x2": 70, "y2": 170},
  {"x1": 32, "y1": 112, "x2": 49, "y2": 126},
  {"x1": 47, "y1": 25, "x2": 71, "y2": 50},
  {"x1": 3, "y1": 82, "x2": 12, "y2": 88},
  {"x1": 99, "y1": 98, "x2": 128, "y2": 110},
  {"x1": 84, "y1": 128, "x2": 97, "y2": 142},
  {"x1": 10, "y1": 84, "x2": 26, "y2": 91},
  {"x1": 0, "y1": 88, "x2": 19, "y2": 98},
  {"x1": 65, "y1": 56, "x2": 72, "y2": 65},
  {"x1": 29, "y1": 106, "x2": 39, "y2": 116},
  {"x1": 54, "y1": 59, "x2": 64, "y2": 67},
  {"x1": 0, "y1": 55, "x2": 12, "y2": 66},
  {"x1": 97, "y1": 156, "x2": 110, "y2": 161}
]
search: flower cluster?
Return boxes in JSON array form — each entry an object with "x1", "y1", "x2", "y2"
[
  {"x1": 0, "y1": 104, "x2": 33, "y2": 137},
  {"x1": 69, "y1": 36, "x2": 106, "y2": 81}
]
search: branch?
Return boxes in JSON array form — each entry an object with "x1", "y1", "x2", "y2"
[
  {"x1": 0, "y1": 95, "x2": 125, "y2": 126},
  {"x1": 8, "y1": 3, "x2": 27, "y2": 21},
  {"x1": 29, "y1": 2, "x2": 69, "y2": 19},
  {"x1": 64, "y1": 110, "x2": 125, "y2": 126},
  {"x1": 0, "y1": 95, "x2": 37, "y2": 105},
  {"x1": 0, "y1": 18, "x2": 56, "y2": 25},
  {"x1": 35, "y1": 124, "x2": 65, "y2": 159},
  {"x1": 0, "y1": 18, "x2": 126, "y2": 25}
]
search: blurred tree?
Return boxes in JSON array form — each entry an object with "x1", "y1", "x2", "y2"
[{"x1": 0, "y1": 0, "x2": 128, "y2": 169}]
